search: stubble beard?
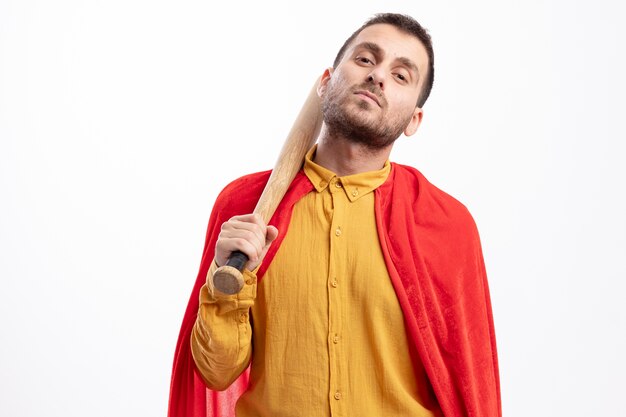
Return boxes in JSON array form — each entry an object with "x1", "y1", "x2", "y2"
[{"x1": 321, "y1": 81, "x2": 413, "y2": 151}]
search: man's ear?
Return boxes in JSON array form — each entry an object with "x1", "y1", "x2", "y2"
[
  {"x1": 404, "y1": 107, "x2": 423, "y2": 137},
  {"x1": 317, "y1": 68, "x2": 334, "y2": 97}
]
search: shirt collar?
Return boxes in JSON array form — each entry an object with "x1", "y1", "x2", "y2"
[{"x1": 303, "y1": 144, "x2": 391, "y2": 202}]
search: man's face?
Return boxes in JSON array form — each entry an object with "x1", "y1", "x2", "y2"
[{"x1": 319, "y1": 23, "x2": 429, "y2": 149}]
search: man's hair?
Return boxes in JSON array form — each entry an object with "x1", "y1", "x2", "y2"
[{"x1": 332, "y1": 13, "x2": 435, "y2": 108}]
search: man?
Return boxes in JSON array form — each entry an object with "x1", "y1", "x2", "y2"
[{"x1": 169, "y1": 13, "x2": 500, "y2": 417}]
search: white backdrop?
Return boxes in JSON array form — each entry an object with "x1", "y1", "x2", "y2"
[{"x1": 2, "y1": 0, "x2": 625, "y2": 416}]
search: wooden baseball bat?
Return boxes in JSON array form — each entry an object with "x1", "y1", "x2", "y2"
[{"x1": 212, "y1": 78, "x2": 323, "y2": 294}]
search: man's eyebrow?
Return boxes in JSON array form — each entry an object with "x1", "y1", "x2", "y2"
[{"x1": 352, "y1": 41, "x2": 382, "y2": 57}]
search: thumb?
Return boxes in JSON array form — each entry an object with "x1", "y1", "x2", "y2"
[{"x1": 265, "y1": 225, "x2": 279, "y2": 246}]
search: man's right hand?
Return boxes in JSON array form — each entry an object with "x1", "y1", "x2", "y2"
[{"x1": 215, "y1": 213, "x2": 279, "y2": 271}]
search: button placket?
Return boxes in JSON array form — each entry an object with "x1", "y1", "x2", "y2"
[{"x1": 327, "y1": 179, "x2": 346, "y2": 416}]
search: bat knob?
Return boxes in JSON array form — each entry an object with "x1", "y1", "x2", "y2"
[
  {"x1": 212, "y1": 266, "x2": 245, "y2": 294},
  {"x1": 212, "y1": 251, "x2": 248, "y2": 294}
]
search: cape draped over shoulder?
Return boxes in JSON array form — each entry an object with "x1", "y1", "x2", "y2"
[{"x1": 168, "y1": 164, "x2": 501, "y2": 417}]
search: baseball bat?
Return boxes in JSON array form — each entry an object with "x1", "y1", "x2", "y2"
[{"x1": 212, "y1": 78, "x2": 323, "y2": 294}]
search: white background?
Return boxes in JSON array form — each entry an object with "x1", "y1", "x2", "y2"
[{"x1": 2, "y1": 0, "x2": 625, "y2": 416}]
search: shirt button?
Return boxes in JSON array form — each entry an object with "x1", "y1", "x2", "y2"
[
  {"x1": 335, "y1": 182, "x2": 342, "y2": 188},
  {"x1": 331, "y1": 280, "x2": 338, "y2": 288},
  {"x1": 335, "y1": 228, "x2": 341, "y2": 236},
  {"x1": 333, "y1": 334, "x2": 340, "y2": 344},
  {"x1": 239, "y1": 313, "x2": 247, "y2": 323},
  {"x1": 334, "y1": 391, "x2": 342, "y2": 400},
  {"x1": 352, "y1": 189, "x2": 359, "y2": 197}
]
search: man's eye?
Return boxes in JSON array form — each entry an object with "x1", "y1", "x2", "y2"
[
  {"x1": 357, "y1": 56, "x2": 373, "y2": 64},
  {"x1": 395, "y1": 73, "x2": 408, "y2": 82}
]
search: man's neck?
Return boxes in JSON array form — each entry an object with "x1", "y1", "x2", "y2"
[{"x1": 313, "y1": 126, "x2": 393, "y2": 177}]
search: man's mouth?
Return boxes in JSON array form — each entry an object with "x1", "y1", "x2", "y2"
[{"x1": 354, "y1": 90, "x2": 381, "y2": 107}]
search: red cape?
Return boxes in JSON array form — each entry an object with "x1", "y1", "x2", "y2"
[{"x1": 168, "y1": 164, "x2": 501, "y2": 417}]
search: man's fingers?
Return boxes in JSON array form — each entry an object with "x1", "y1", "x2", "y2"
[
  {"x1": 215, "y1": 235, "x2": 261, "y2": 267},
  {"x1": 220, "y1": 228, "x2": 264, "y2": 255},
  {"x1": 215, "y1": 214, "x2": 279, "y2": 269},
  {"x1": 224, "y1": 215, "x2": 266, "y2": 243},
  {"x1": 225, "y1": 238, "x2": 262, "y2": 262}
]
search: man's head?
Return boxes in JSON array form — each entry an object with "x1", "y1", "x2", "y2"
[
  {"x1": 333, "y1": 13, "x2": 434, "y2": 109},
  {"x1": 318, "y1": 13, "x2": 434, "y2": 150}
]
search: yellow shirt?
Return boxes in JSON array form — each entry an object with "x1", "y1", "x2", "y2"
[{"x1": 191, "y1": 147, "x2": 441, "y2": 416}]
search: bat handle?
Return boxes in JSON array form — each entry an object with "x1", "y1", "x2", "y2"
[{"x1": 212, "y1": 251, "x2": 248, "y2": 294}]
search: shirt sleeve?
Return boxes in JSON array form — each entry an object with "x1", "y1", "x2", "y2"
[{"x1": 190, "y1": 259, "x2": 257, "y2": 391}]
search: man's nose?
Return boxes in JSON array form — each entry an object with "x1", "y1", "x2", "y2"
[{"x1": 367, "y1": 70, "x2": 384, "y2": 90}]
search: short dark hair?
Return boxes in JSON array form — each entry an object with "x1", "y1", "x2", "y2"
[{"x1": 332, "y1": 13, "x2": 435, "y2": 108}]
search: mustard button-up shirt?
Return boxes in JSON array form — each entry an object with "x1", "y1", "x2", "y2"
[{"x1": 192, "y1": 147, "x2": 441, "y2": 416}]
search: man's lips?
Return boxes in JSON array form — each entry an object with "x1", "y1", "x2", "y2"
[{"x1": 354, "y1": 90, "x2": 381, "y2": 107}]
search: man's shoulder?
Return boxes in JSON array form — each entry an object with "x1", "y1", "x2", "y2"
[
  {"x1": 389, "y1": 163, "x2": 477, "y2": 230},
  {"x1": 219, "y1": 170, "x2": 272, "y2": 197},
  {"x1": 212, "y1": 170, "x2": 272, "y2": 213}
]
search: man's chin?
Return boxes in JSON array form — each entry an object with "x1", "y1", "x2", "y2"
[{"x1": 343, "y1": 108, "x2": 381, "y2": 129}]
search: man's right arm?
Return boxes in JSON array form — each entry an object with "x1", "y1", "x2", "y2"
[
  {"x1": 190, "y1": 260, "x2": 257, "y2": 390},
  {"x1": 190, "y1": 213, "x2": 278, "y2": 390}
]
